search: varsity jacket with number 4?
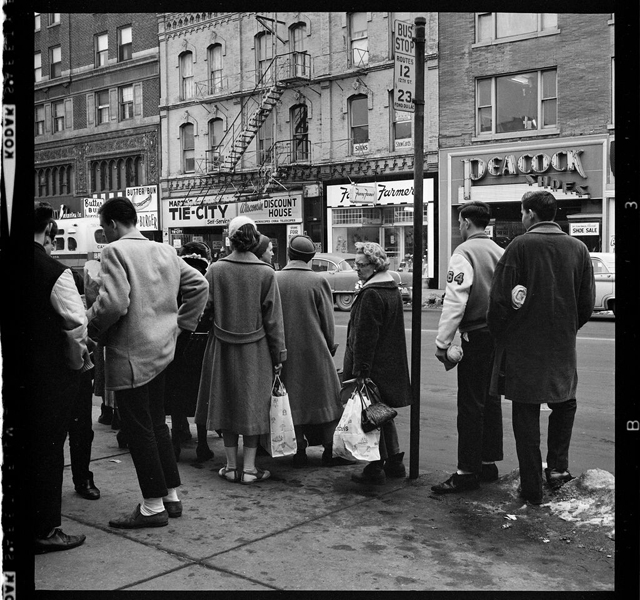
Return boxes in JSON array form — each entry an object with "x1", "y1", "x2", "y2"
[{"x1": 436, "y1": 233, "x2": 504, "y2": 350}]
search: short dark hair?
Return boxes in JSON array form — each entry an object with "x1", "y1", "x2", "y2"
[
  {"x1": 522, "y1": 191, "x2": 557, "y2": 222},
  {"x1": 34, "y1": 201, "x2": 53, "y2": 234},
  {"x1": 180, "y1": 240, "x2": 212, "y2": 262},
  {"x1": 459, "y1": 201, "x2": 491, "y2": 229},
  {"x1": 229, "y1": 223, "x2": 260, "y2": 252},
  {"x1": 98, "y1": 196, "x2": 137, "y2": 226}
]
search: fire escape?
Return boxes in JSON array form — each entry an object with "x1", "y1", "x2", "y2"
[{"x1": 189, "y1": 15, "x2": 313, "y2": 205}]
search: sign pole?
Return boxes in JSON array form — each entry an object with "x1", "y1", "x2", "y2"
[{"x1": 409, "y1": 17, "x2": 426, "y2": 480}]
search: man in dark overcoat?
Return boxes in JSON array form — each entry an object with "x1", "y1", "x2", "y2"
[{"x1": 487, "y1": 191, "x2": 595, "y2": 505}]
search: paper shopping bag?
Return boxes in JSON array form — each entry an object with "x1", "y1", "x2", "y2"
[
  {"x1": 333, "y1": 385, "x2": 380, "y2": 462},
  {"x1": 264, "y1": 374, "x2": 297, "y2": 457}
]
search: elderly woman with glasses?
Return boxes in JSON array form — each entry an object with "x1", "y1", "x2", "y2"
[{"x1": 344, "y1": 241, "x2": 412, "y2": 484}]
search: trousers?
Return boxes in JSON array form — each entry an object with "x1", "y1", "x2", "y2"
[
  {"x1": 69, "y1": 367, "x2": 95, "y2": 486},
  {"x1": 32, "y1": 375, "x2": 78, "y2": 538},
  {"x1": 457, "y1": 328, "x2": 503, "y2": 473},
  {"x1": 115, "y1": 369, "x2": 181, "y2": 499},
  {"x1": 512, "y1": 399, "x2": 577, "y2": 499}
]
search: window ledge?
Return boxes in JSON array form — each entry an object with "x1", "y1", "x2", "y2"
[
  {"x1": 607, "y1": 124, "x2": 615, "y2": 131},
  {"x1": 471, "y1": 127, "x2": 560, "y2": 142},
  {"x1": 472, "y1": 28, "x2": 560, "y2": 48}
]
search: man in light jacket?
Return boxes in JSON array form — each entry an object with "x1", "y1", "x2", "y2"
[
  {"x1": 87, "y1": 197, "x2": 208, "y2": 528},
  {"x1": 488, "y1": 190, "x2": 595, "y2": 505}
]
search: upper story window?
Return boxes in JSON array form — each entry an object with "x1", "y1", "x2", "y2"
[
  {"x1": 49, "y1": 46, "x2": 61, "y2": 78},
  {"x1": 349, "y1": 94, "x2": 369, "y2": 153},
  {"x1": 119, "y1": 85, "x2": 134, "y2": 120},
  {"x1": 34, "y1": 52, "x2": 42, "y2": 82},
  {"x1": 256, "y1": 32, "x2": 274, "y2": 82},
  {"x1": 179, "y1": 51, "x2": 194, "y2": 100},
  {"x1": 290, "y1": 24, "x2": 309, "y2": 77},
  {"x1": 477, "y1": 69, "x2": 557, "y2": 136},
  {"x1": 35, "y1": 13, "x2": 41, "y2": 31},
  {"x1": 208, "y1": 44, "x2": 223, "y2": 94},
  {"x1": 291, "y1": 104, "x2": 309, "y2": 162},
  {"x1": 476, "y1": 13, "x2": 557, "y2": 43},
  {"x1": 181, "y1": 123, "x2": 195, "y2": 172},
  {"x1": 258, "y1": 111, "x2": 274, "y2": 164},
  {"x1": 95, "y1": 33, "x2": 108, "y2": 67},
  {"x1": 48, "y1": 13, "x2": 60, "y2": 26},
  {"x1": 52, "y1": 100, "x2": 65, "y2": 132},
  {"x1": 96, "y1": 90, "x2": 110, "y2": 124},
  {"x1": 349, "y1": 12, "x2": 369, "y2": 67},
  {"x1": 118, "y1": 26, "x2": 132, "y2": 62},
  {"x1": 35, "y1": 105, "x2": 45, "y2": 136},
  {"x1": 611, "y1": 57, "x2": 615, "y2": 126},
  {"x1": 207, "y1": 117, "x2": 224, "y2": 170}
]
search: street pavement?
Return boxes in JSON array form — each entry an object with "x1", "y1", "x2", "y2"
[{"x1": 34, "y1": 391, "x2": 615, "y2": 592}]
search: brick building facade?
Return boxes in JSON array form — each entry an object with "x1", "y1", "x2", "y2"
[
  {"x1": 437, "y1": 12, "x2": 615, "y2": 286},
  {"x1": 34, "y1": 12, "x2": 161, "y2": 245},
  {"x1": 158, "y1": 12, "x2": 439, "y2": 272}
]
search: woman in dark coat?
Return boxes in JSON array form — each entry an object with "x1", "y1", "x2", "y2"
[
  {"x1": 344, "y1": 242, "x2": 412, "y2": 484},
  {"x1": 165, "y1": 241, "x2": 215, "y2": 462},
  {"x1": 195, "y1": 216, "x2": 287, "y2": 484}
]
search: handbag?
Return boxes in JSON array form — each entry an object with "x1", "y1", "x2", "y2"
[
  {"x1": 332, "y1": 382, "x2": 381, "y2": 462},
  {"x1": 262, "y1": 374, "x2": 297, "y2": 457},
  {"x1": 358, "y1": 378, "x2": 397, "y2": 432}
]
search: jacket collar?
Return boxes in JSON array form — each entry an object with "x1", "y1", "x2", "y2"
[
  {"x1": 361, "y1": 270, "x2": 395, "y2": 289},
  {"x1": 282, "y1": 260, "x2": 312, "y2": 271},
  {"x1": 526, "y1": 221, "x2": 565, "y2": 235},
  {"x1": 221, "y1": 250, "x2": 269, "y2": 265},
  {"x1": 118, "y1": 229, "x2": 148, "y2": 241}
]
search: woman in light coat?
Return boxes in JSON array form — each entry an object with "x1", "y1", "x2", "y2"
[{"x1": 195, "y1": 217, "x2": 286, "y2": 484}]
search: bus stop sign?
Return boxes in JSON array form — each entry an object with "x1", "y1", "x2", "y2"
[{"x1": 393, "y1": 20, "x2": 415, "y2": 113}]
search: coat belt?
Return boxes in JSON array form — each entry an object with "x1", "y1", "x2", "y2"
[{"x1": 213, "y1": 323, "x2": 266, "y2": 344}]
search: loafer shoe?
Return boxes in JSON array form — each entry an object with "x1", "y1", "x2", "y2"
[
  {"x1": 35, "y1": 528, "x2": 86, "y2": 554},
  {"x1": 75, "y1": 479, "x2": 101, "y2": 500},
  {"x1": 480, "y1": 463, "x2": 499, "y2": 482},
  {"x1": 544, "y1": 468, "x2": 574, "y2": 491},
  {"x1": 163, "y1": 500, "x2": 183, "y2": 518},
  {"x1": 109, "y1": 505, "x2": 169, "y2": 529},
  {"x1": 431, "y1": 473, "x2": 479, "y2": 494}
]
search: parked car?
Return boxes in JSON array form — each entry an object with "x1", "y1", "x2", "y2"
[
  {"x1": 590, "y1": 252, "x2": 615, "y2": 315},
  {"x1": 310, "y1": 252, "x2": 412, "y2": 311}
]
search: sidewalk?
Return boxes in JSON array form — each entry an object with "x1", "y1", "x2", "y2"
[{"x1": 34, "y1": 398, "x2": 614, "y2": 592}]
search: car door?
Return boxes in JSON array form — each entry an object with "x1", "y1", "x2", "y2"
[{"x1": 591, "y1": 257, "x2": 613, "y2": 310}]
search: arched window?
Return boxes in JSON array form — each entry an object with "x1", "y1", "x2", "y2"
[
  {"x1": 179, "y1": 51, "x2": 194, "y2": 100},
  {"x1": 290, "y1": 104, "x2": 309, "y2": 162},
  {"x1": 208, "y1": 117, "x2": 224, "y2": 169},
  {"x1": 181, "y1": 124, "x2": 195, "y2": 172},
  {"x1": 255, "y1": 32, "x2": 273, "y2": 83},
  {"x1": 349, "y1": 95, "x2": 369, "y2": 154},
  {"x1": 208, "y1": 44, "x2": 223, "y2": 94},
  {"x1": 290, "y1": 24, "x2": 308, "y2": 78}
]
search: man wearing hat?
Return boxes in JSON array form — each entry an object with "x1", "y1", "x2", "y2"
[{"x1": 275, "y1": 235, "x2": 353, "y2": 467}]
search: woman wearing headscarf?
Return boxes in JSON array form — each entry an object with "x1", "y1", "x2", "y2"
[
  {"x1": 195, "y1": 217, "x2": 286, "y2": 484},
  {"x1": 344, "y1": 242, "x2": 412, "y2": 484},
  {"x1": 165, "y1": 241, "x2": 215, "y2": 462}
]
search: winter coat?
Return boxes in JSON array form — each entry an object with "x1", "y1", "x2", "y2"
[
  {"x1": 275, "y1": 260, "x2": 343, "y2": 426},
  {"x1": 343, "y1": 271, "x2": 412, "y2": 409},
  {"x1": 487, "y1": 221, "x2": 595, "y2": 404},
  {"x1": 195, "y1": 250, "x2": 287, "y2": 436},
  {"x1": 86, "y1": 230, "x2": 209, "y2": 391}
]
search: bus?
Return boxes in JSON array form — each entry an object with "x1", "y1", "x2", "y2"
[{"x1": 51, "y1": 217, "x2": 107, "y2": 274}]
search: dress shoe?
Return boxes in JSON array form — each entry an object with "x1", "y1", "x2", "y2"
[
  {"x1": 383, "y1": 452, "x2": 407, "y2": 478},
  {"x1": 34, "y1": 528, "x2": 86, "y2": 554},
  {"x1": 109, "y1": 505, "x2": 169, "y2": 529},
  {"x1": 322, "y1": 447, "x2": 356, "y2": 467},
  {"x1": 75, "y1": 479, "x2": 101, "y2": 500},
  {"x1": 480, "y1": 463, "x2": 499, "y2": 482},
  {"x1": 195, "y1": 445, "x2": 214, "y2": 462},
  {"x1": 163, "y1": 500, "x2": 183, "y2": 518},
  {"x1": 97, "y1": 405, "x2": 113, "y2": 425},
  {"x1": 431, "y1": 472, "x2": 479, "y2": 494},
  {"x1": 351, "y1": 462, "x2": 386, "y2": 485},
  {"x1": 291, "y1": 451, "x2": 308, "y2": 468},
  {"x1": 544, "y1": 468, "x2": 574, "y2": 491},
  {"x1": 517, "y1": 485, "x2": 543, "y2": 505}
]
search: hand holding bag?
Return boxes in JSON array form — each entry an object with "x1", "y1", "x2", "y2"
[
  {"x1": 332, "y1": 382, "x2": 381, "y2": 462},
  {"x1": 264, "y1": 374, "x2": 297, "y2": 457},
  {"x1": 358, "y1": 378, "x2": 398, "y2": 433}
]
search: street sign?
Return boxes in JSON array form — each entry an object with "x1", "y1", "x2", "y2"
[{"x1": 393, "y1": 20, "x2": 415, "y2": 113}]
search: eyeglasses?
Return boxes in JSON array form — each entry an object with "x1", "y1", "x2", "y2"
[{"x1": 354, "y1": 261, "x2": 371, "y2": 270}]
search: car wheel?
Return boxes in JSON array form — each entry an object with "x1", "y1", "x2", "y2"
[{"x1": 335, "y1": 293, "x2": 354, "y2": 311}]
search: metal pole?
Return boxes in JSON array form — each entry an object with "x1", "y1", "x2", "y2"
[{"x1": 409, "y1": 17, "x2": 426, "y2": 480}]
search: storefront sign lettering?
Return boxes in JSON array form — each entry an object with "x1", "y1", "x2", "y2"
[
  {"x1": 524, "y1": 175, "x2": 589, "y2": 196},
  {"x1": 465, "y1": 149, "x2": 587, "y2": 181},
  {"x1": 168, "y1": 202, "x2": 229, "y2": 221}
]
